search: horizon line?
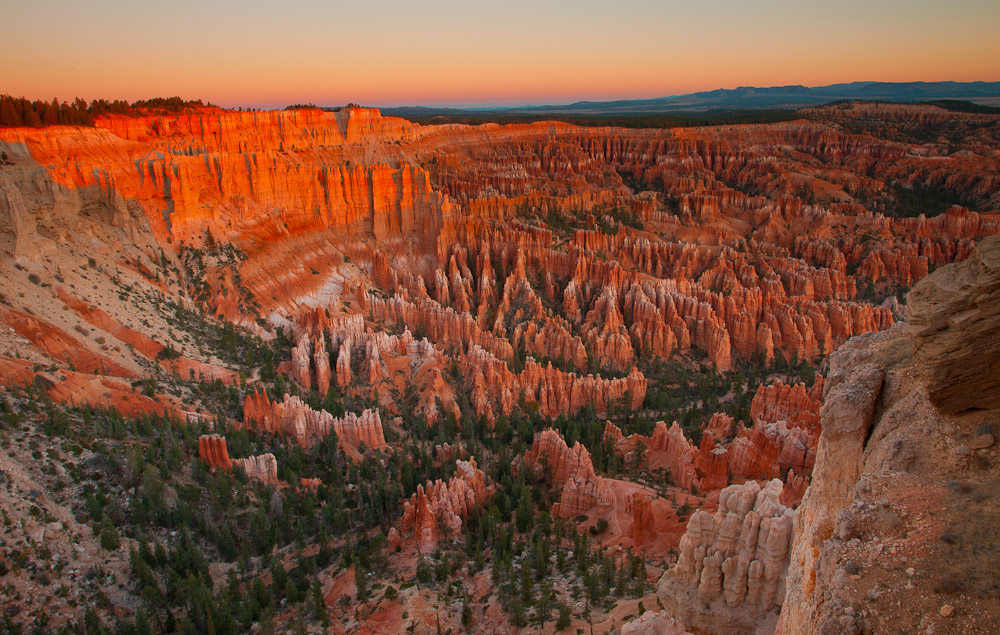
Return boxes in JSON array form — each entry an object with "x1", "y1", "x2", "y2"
[{"x1": 6, "y1": 77, "x2": 1000, "y2": 113}]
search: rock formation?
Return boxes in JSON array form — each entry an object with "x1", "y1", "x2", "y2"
[
  {"x1": 659, "y1": 479, "x2": 794, "y2": 634},
  {"x1": 0, "y1": 98, "x2": 998, "y2": 635},
  {"x1": 233, "y1": 454, "x2": 280, "y2": 485},
  {"x1": 749, "y1": 378, "x2": 824, "y2": 433},
  {"x1": 621, "y1": 611, "x2": 693, "y2": 635},
  {"x1": 778, "y1": 235, "x2": 1000, "y2": 634},
  {"x1": 462, "y1": 344, "x2": 646, "y2": 421},
  {"x1": 6, "y1": 106, "x2": 988, "y2": 440},
  {"x1": 398, "y1": 458, "x2": 494, "y2": 550},
  {"x1": 242, "y1": 389, "x2": 386, "y2": 452},
  {"x1": 907, "y1": 233, "x2": 1000, "y2": 413},
  {"x1": 625, "y1": 492, "x2": 677, "y2": 547},
  {"x1": 0, "y1": 306, "x2": 131, "y2": 378},
  {"x1": 198, "y1": 434, "x2": 279, "y2": 484},
  {"x1": 198, "y1": 434, "x2": 232, "y2": 469},
  {"x1": 522, "y1": 429, "x2": 611, "y2": 518}
]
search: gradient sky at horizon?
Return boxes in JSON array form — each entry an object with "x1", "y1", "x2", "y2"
[{"x1": 4, "y1": 0, "x2": 999, "y2": 109}]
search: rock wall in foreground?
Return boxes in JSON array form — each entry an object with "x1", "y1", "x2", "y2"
[{"x1": 778, "y1": 234, "x2": 1000, "y2": 634}]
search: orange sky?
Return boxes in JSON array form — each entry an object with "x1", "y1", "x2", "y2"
[{"x1": 4, "y1": 0, "x2": 999, "y2": 108}]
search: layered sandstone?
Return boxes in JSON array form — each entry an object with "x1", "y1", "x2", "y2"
[
  {"x1": 625, "y1": 491, "x2": 679, "y2": 547},
  {"x1": 306, "y1": 313, "x2": 463, "y2": 424},
  {"x1": 750, "y1": 378, "x2": 824, "y2": 432},
  {"x1": 614, "y1": 420, "x2": 715, "y2": 492},
  {"x1": 233, "y1": 454, "x2": 280, "y2": 485},
  {"x1": 7, "y1": 108, "x2": 987, "y2": 436},
  {"x1": 1, "y1": 109, "x2": 451, "y2": 249},
  {"x1": 198, "y1": 434, "x2": 280, "y2": 484},
  {"x1": 198, "y1": 434, "x2": 231, "y2": 469},
  {"x1": 44, "y1": 371, "x2": 176, "y2": 418},
  {"x1": 462, "y1": 344, "x2": 646, "y2": 421},
  {"x1": 0, "y1": 306, "x2": 131, "y2": 377},
  {"x1": 606, "y1": 374, "x2": 826, "y2": 498},
  {"x1": 0, "y1": 100, "x2": 997, "y2": 635}
]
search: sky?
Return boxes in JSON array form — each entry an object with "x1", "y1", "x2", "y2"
[{"x1": 4, "y1": 0, "x2": 999, "y2": 109}]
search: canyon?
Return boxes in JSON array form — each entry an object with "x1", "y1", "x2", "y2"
[{"x1": 0, "y1": 100, "x2": 997, "y2": 634}]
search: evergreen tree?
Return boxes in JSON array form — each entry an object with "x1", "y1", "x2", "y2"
[
  {"x1": 555, "y1": 602, "x2": 572, "y2": 630},
  {"x1": 461, "y1": 601, "x2": 473, "y2": 630},
  {"x1": 515, "y1": 486, "x2": 533, "y2": 533},
  {"x1": 100, "y1": 515, "x2": 121, "y2": 551}
]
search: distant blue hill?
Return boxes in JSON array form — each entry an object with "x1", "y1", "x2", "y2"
[{"x1": 382, "y1": 81, "x2": 1000, "y2": 116}]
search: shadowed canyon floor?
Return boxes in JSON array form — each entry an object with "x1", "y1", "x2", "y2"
[{"x1": 0, "y1": 101, "x2": 998, "y2": 634}]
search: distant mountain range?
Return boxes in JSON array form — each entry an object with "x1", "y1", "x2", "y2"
[{"x1": 383, "y1": 81, "x2": 1000, "y2": 116}]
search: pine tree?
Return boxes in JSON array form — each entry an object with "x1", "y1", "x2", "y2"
[
  {"x1": 355, "y1": 558, "x2": 368, "y2": 600},
  {"x1": 509, "y1": 596, "x2": 527, "y2": 627},
  {"x1": 515, "y1": 486, "x2": 533, "y2": 533},
  {"x1": 99, "y1": 515, "x2": 120, "y2": 551},
  {"x1": 461, "y1": 600, "x2": 473, "y2": 630},
  {"x1": 555, "y1": 602, "x2": 572, "y2": 630},
  {"x1": 84, "y1": 606, "x2": 103, "y2": 635},
  {"x1": 416, "y1": 555, "x2": 432, "y2": 583}
]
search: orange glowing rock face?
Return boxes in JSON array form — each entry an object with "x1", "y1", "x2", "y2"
[
  {"x1": 198, "y1": 433, "x2": 280, "y2": 484},
  {"x1": 4, "y1": 105, "x2": 994, "y2": 369},
  {"x1": 198, "y1": 434, "x2": 232, "y2": 469},
  {"x1": 0, "y1": 104, "x2": 996, "y2": 546},
  {"x1": 0, "y1": 109, "x2": 447, "y2": 251},
  {"x1": 603, "y1": 374, "x2": 825, "y2": 512}
]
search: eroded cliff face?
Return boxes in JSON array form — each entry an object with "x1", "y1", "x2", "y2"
[
  {"x1": 908, "y1": 235, "x2": 1000, "y2": 413},
  {"x1": 2, "y1": 105, "x2": 994, "y2": 418},
  {"x1": 604, "y1": 375, "x2": 823, "y2": 505},
  {"x1": 778, "y1": 235, "x2": 1000, "y2": 635},
  {"x1": 522, "y1": 428, "x2": 611, "y2": 518},
  {"x1": 0, "y1": 109, "x2": 449, "y2": 248},
  {"x1": 0, "y1": 100, "x2": 998, "y2": 634}
]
